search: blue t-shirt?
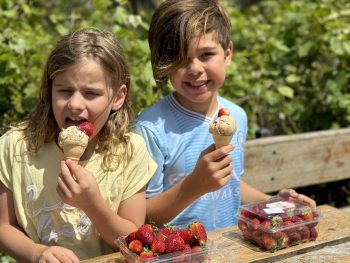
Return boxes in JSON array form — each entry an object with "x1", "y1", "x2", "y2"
[{"x1": 134, "y1": 93, "x2": 248, "y2": 230}]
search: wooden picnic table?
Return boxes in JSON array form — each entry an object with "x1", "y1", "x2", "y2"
[{"x1": 82, "y1": 204, "x2": 350, "y2": 263}]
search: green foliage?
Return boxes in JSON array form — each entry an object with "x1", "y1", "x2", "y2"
[
  {"x1": 0, "y1": 0, "x2": 349, "y2": 138},
  {"x1": 224, "y1": 0, "x2": 350, "y2": 136}
]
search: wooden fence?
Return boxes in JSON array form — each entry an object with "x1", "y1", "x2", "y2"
[{"x1": 244, "y1": 128, "x2": 350, "y2": 193}]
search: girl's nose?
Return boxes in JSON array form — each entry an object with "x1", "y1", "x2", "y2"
[{"x1": 67, "y1": 92, "x2": 84, "y2": 112}]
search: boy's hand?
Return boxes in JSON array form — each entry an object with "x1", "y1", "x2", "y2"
[
  {"x1": 56, "y1": 159, "x2": 102, "y2": 210},
  {"x1": 190, "y1": 144, "x2": 234, "y2": 194},
  {"x1": 37, "y1": 245, "x2": 79, "y2": 263},
  {"x1": 277, "y1": 188, "x2": 317, "y2": 208}
]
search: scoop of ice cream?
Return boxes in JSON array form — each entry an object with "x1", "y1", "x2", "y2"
[
  {"x1": 59, "y1": 126, "x2": 89, "y2": 147},
  {"x1": 209, "y1": 114, "x2": 237, "y2": 136}
]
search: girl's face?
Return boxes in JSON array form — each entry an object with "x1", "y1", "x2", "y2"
[
  {"x1": 169, "y1": 32, "x2": 232, "y2": 116},
  {"x1": 52, "y1": 59, "x2": 126, "y2": 147}
]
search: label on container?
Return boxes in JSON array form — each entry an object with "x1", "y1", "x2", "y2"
[
  {"x1": 266, "y1": 201, "x2": 295, "y2": 209},
  {"x1": 263, "y1": 208, "x2": 285, "y2": 214}
]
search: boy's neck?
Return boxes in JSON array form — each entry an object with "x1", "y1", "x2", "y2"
[{"x1": 173, "y1": 92, "x2": 218, "y2": 117}]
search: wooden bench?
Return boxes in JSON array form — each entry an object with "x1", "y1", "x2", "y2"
[{"x1": 243, "y1": 127, "x2": 350, "y2": 193}]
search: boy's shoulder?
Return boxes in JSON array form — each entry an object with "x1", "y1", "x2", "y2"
[{"x1": 135, "y1": 95, "x2": 171, "y2": 125}]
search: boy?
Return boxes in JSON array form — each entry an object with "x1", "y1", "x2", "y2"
[{"x1": 135, "y1": 0, "x2": 315, "y2": 230}]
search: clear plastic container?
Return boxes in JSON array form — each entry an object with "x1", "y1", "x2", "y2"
[
  {"x1": 234, "y1": 196, "x2": 320, "y2": 252},
  {"x1": 115, "y1": 236, "x2": 228, "y2": 262}
]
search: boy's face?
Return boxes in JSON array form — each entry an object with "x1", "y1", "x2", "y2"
[
  {"x1": 52, "y1": 59, "x2": 126, "y2": 146},
  {"x1": 169, "y1": 32, "x2": 232, "y2": 115}
]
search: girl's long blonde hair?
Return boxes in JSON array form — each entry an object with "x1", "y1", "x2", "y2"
[{"x1": 16, "y1": 28, "x2": 134, "y2": 171}]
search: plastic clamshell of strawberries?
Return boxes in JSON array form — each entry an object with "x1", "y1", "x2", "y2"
[
  {"x1": 235, "y1": 196, "x2": 320, "y2": 252},
  {"x1": 115, "y1": 234, "x2": 228, "y2": 262}
]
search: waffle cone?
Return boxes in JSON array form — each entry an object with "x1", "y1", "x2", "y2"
[
  {"x1": 61, "y1": 144, "x2": 86, "y2": 162},
  {"x1": 212, "y1": 134, "x2": 233, "y2": 149}
]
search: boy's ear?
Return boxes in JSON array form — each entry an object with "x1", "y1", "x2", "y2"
[
  {"x1": 225, "y1": 41, "x2": 234, "y2": 66},
  {"x1": 111, "y1": 84, "x2": 127, "y2": 111}
]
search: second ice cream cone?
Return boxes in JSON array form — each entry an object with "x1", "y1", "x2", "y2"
[{"x1": 212, "y1": 134, "x2": 233, "y2": 149}]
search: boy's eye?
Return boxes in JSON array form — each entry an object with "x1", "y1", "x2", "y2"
[{"x1": 201, "y1": 52, "x2": 215, "y2": 59}]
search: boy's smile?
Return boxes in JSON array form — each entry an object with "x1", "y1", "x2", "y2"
[{"x1": 170, "y1": 32, "x2": 232, "y2": 116}]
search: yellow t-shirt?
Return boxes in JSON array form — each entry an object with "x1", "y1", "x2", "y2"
[{"x1": 0, "y1": 129, "x2": 157, "y2": 260}]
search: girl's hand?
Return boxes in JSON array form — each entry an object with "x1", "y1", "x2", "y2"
[
  {"x1": 277, "y1": 188, "x2": 317, "y2": 208},
  {"x1": 37, "y1": 246, "x2": 79, "y2": 263},
  {"x1": 190, "y1": 144, "x2": 235, "y2": 194},
  {"x1": 56, "y1": 159, "x2": 102, "y2": 210}
]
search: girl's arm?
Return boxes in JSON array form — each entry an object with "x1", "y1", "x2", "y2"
[
  {"x1": 57, "y1": 160, "x2": 144, "y2": 248},
  {"x1": 0, "y1": 181, "x2": 78, "y2": 263}
]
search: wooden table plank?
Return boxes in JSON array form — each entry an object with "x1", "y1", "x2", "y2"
[{"x1": 83, "y1": 205, "x2": 350, "y2": 263}]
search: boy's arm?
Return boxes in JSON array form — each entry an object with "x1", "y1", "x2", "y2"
[
  {"x1": 240, "y1": 179, "x2": 271, "y2": 204},
  {"x1": 0, "y1": 181, "x2": 78, "y2": 263},
  {"x1": 146, "y1": 144, "x2": 234, "y2": 225}
]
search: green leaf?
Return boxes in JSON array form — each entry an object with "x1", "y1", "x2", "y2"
[{"x1": 277, "y1": 86, "x2": 294, "y2": 98}]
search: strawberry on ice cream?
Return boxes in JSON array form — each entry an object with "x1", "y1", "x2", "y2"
[
  {"x1": 58, "y1": 121, "x2": 94, "y2": 162},
  {"x1": 209, "y1": 108, "x2": 237, "y2": 148}
]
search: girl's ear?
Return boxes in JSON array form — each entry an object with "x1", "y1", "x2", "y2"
[
  {"x1": 225, "y1": 41, "x2": 233, "y2": 66},
  {"x1": 111, "y1": 84, "x2": 127, "y2": 111}
]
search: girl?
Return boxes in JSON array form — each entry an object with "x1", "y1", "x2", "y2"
[{"x1": 0, "y1": 28, "x2": 156, "y2": 262}]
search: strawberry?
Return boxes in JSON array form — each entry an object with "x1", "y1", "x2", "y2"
[
  {"x1": 261, "y1": 234, "x2": 277, "y2": 251},
  {"x1": 240, "y1": 209, "x2": 255, "y2": 220},
  {"x1": 282, "y1": 220, "x2": 295, "y2": 234},
  {"x1": 249, "y1": 218, "x2": 260, "y2": 230},
  {"x1": 260, "y1": 220, "x2": 271, "y2": 231},
  {"x1": 128, "y1": 239, "x2": 143, "y2": 254},
  {"x1": 298, "y1": 205, "x2": 314, "y2": 221},
  {"x1": 150, "y1": 232, "x2": 165, "y2": 255},
  {"x1": 238, "y1": 220, "x2": 248, "y2": 231},
  {"x1": 178, "y1": 229, "x2": 195, "y2": 245},
  {"x1": 136, "y1": 224, "x2": 154, "y2": 246},
  {"x1": 309, "y1": 227, "x2": 318, "y2": 240},
  {"x1": 270, "y1": 215, "x2": 283, "y2": 227},
  {"x1": 188, "y1": 221, "x2": 207, "y2": 246},
  {"x1": 289, "y1": 232, "x2": 301, "y2": 245},
  {"x1": 299, "y1": 226, "x2": 310, "y2": 242},
  {"x1": 139, "y1": 248, "x2": 154, "y2": 259},
  {"x1": 274, "y1": 232, "x2": 289, "y2": 248},
  {"x1": 191, "y1": 245, "x2": 203, "y2": 253},
  {"x1": 218, "y1": 108, "x2": 230, "y2": 116},
  {"x1": 78, "y1": 121, "x2": 94, "y2": 137},
  {"x1": 164, "y1": 233, "x2": 186, "y2": 253},
  {"x1": 125, "y1": 231, "x2": 137, "y2": 245}
]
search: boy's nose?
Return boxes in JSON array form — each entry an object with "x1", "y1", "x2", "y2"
[{"x1": 186, "y1": 60, "x2": 203, "y2": 76}]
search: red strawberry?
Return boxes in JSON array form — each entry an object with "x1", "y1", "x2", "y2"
[
  {"x1": 240, "y1": 209, "x2": 255, "y2": 220},
  {"x1": 299, "y1": 226, "x2": 311, "y2": 242},
  {"x1": 125, "y1": 231, "x2": 137, "y2": 245},
  {"x1": 238, "y1": 220, "x2": 248, "y2": 231},
  {"x1": 261, "y1": 234, "x2": 277, "y2": 251},
  {"x1": 309, "y1": 227, "x2": 318, "y2": 240},
  {"x1": 282, "y1": 220, "x2": 295, "y2": 234},
  {"x1": 139, "y1": 248, "x2": 154, "y2": 259},
  {"x1": 136, "y1": 224, "x2": 154, "y2": 246},
  {"x1": 150, "y1": 232, "x2": 165, "y2": 255},
  {"x1": 188, "y1": 221, "x2": 207, "y2": 246},
  {"x1": 289, "y1": 232, "x2": 301, "y2": 245},
  {"x1": 191, "y1": 245, "x2": 203, "y2": 253},
  {"x1": 298, "y1": 205, "x2": 314, "y2": 221},
  {"x1": 78, "y1": 121, "x2": 94, "y2": 137},
  {"x1": 218, "y1": 108, "x2": 230, "y2": 116},
  {"x1": 249, "y1": 218, "x2": 260, "y2": 230},
  {"x1": 178, "y1": 229, "x2": 195, "y2": 245},
  {"x1": 128, "y1": 240, "x2": 143, "y2": 254},
  {"x1": 260, "y1": 220, "x2": 272, "y2": 231},
  {"x1": 274, "y1": 232, "x2": 289, "y2": 248},
  {"x1": 164, "y1": 233, "x2": 186, "y2": 253}
]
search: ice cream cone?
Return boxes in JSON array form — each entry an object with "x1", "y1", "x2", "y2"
[
  {"x1": 212, "y1": 134, "x2": 233, "y2": 149},
  {"x1": 58, "y1": 126, "x2": 89, "y2": 162},
  {"x1": 61, "y1": 144, "x2": 86, "y2": 162}
]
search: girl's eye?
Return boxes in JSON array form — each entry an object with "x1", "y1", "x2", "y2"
[{"x1": 201, "y1": 52, "x2": 215, "y2": 59}]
